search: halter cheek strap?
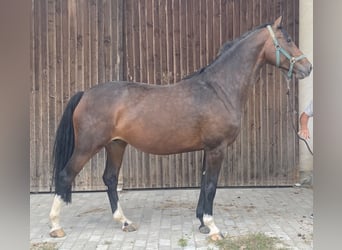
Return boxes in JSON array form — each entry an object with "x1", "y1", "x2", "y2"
[{"x1": 266, "y1": 25, "x2": 306, "y2": 79}]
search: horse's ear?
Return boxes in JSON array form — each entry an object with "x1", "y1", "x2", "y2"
[{"x1": 274, "y1": 16, "x2": 283, "y2": 28}]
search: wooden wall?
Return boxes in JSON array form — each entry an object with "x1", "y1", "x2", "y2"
[
  {"x1": 30, "y1": 0, "x2": 300, "y2": 192},
  {"x1": 30, "y1": 0, "x2": 124, "y2": 191}
]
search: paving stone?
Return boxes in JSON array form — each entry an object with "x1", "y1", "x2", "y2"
[{"x1": 30, "y1": 188, "x2": 313, "y2": 249}]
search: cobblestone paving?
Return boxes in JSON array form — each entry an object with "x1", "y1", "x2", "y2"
[{"x1": 30, "y1": 187, "x2": 313, "y2": 249}]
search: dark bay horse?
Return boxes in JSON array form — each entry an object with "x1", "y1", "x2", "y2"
[{"x1": 49, "y1": 16, "x2": 312, "y2": 240}]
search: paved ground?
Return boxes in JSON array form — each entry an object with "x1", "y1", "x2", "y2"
[{"x1": 30, "y1": 187, "x2": 313, "y2": 249}]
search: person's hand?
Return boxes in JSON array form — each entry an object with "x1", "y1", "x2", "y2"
[{"x1": 298, "y1": 128, "x2": 310, "y2": 140}]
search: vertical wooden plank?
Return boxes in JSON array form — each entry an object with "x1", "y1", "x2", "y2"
[
  {"x1": 61, "y1": 0, "x2": 69, "y2": 117},
  {"x1": 220, "y1": 0, "x2": 227, "y2": 45},
  {"x1": 206, "y1": 0, "x2": 214, "y2": 62},
  {"x1": 166, "y1": 0, "x2": 174, "y2": 83},
  {"x1": 103, "y1": 0, "x2": 112, "y2": 82},
  {"x1": 153, "y1": 0, "x2": 161, "y2": 84},
  {"x1": 76, "y1": 0, "x2": 84, "y2": 91},
  {"x1": 124, "y1": 0, "x2": 132, "y2": 80},
  {"x1": 159, "y1": 0, "x2": 168, "y2": 85},
  {"x1": 173, "y1": 0, "x2": 181, "y2": 82},
  {"x1": 34, "y1": 0, "x2": 42, "y2": 190},
  {"x1": 30, "y1": 0, "x2": 35, "y2": 190},
  {"x1": 140, "y1": 0, "x2": 148, "y2": 84},
  {"x1": 97, "y1": 0, "x2": 105, "y2": 84},
  {"x1": 146, "y1": 0, "x2": 154, "y2": 84},
  {"x1": 40, "y1": 0, "x2": 49, "y2": 189},
  {"x1": 111, "y1": 0, "x2": 120, "y2": 81},
  {"x1": 69, "y1": 0, "x2": 77, "y2": 94},
  {"x1": 90, "y1": 0, "x2": 98, "y2": 85},
  {"x1": 133, "y1": 0, "x2": 141, "y2": 82},
  {"x1": 213, "y1": 0, "x2": 220, "y2": 56},
  {"x1": 47, "y1": 0, "x2": 56, "y2": 189},
  {"x1": 83, "y1": 0, "x2": 91, "y2": 90},
  {"x1": 54, "y1": 0, "x2": 62, "y2": 135},
  {"x1": 179, "y1": 0, "x2": 187, "y2": 78},
  {"x1": 185, "y1": 0, "x2": 193, "y2": 75},
  {"x1": 199, "y1": 0, "x2": 207, "y2": 68},
  {"x1": 31, "y1": 0, "x2": 40, "y2": 191},
  {"x1": 227, "y1": 0, "x2": 233, "y2": 40}
]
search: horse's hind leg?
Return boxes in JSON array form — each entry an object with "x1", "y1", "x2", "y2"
[
  {"x1": 103, "y1": 140, "x2": 137, "y2": 232},
  {"x1": 50, "y1": 142, "x2": 102, "y2": 237}
]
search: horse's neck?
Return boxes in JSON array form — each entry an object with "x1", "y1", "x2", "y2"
[{"x1": 205, "y1": 29, "x2": 267, "y2": 114}]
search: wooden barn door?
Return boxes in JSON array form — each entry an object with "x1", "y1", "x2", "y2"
[
  {"x1": 30, "y1": 0, "x2": 300, "y2": 192},
  {"x1": 121, "y1": 0, "x2": 300, "y2": 189},
  {"x1": 30, "y1": 0, "x2": 124, "y2": 192}
]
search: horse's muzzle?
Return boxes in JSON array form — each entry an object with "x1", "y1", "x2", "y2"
[{"x1": 296, "y1": 62, "x2": 312, "y2": 79}]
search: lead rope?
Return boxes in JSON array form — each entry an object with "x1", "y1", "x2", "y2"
[{"x1": 285, "y1": 78, "x2": 313, "y2": 156}]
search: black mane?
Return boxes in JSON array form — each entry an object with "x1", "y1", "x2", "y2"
[{"x1": 183, "y1": 22, "x2": 271, "y2": 80}]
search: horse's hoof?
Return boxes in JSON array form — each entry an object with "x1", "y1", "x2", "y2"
[
  {"x1": 122, "y1": 223, "x2": 137, "y2": 232},
  {"x1": 49, "y1": 228, "x2": 66, "y2": 238},
  {"x1": 199, "y1": 225, "x2": 210, "y2": 234},
  {"x1": 209, "y1": 233, "x2": 224, "y2": 241}
]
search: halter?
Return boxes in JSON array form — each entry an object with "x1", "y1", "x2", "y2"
[{"x1": 266, "y1": 25, "x2": 306, "y2": 79}]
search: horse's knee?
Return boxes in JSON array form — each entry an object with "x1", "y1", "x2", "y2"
[{"x1": 102, "y1": 173, "x2": 117, "y2": 188}]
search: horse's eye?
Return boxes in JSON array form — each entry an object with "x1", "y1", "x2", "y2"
[{"x1": 287, "y1": 38, "x2": 292, "y2": 43}]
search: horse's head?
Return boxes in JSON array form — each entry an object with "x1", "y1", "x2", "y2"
[{"x1": 264, "y1": 16, "x2": 312, "y2": 79}]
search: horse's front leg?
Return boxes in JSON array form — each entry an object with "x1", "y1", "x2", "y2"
[
  {"x1": 196, "y1": 144, "x2": 225, "y2": 240},
  {"x1": 103, "y1": 140, "x2": 137, "y2": 232}
]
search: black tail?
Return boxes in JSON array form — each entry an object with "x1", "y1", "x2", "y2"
[{"x1": 52, "y1": 91, "x2": 84, "y2": 203}]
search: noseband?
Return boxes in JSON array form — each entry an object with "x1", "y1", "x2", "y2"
[{"x1": 266, "y1": 25, "x2": 306, "y2": 79}]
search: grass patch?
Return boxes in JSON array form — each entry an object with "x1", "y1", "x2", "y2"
[
  {"x1": 208, "y1": 232, "x2": 288, "y2": 250},
  {"x1": 30, "y1": 242, "x2": 58, "y2": 250},
  {"x1": 178, "y1": 237, "x2": 188, "y2": 247}
]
